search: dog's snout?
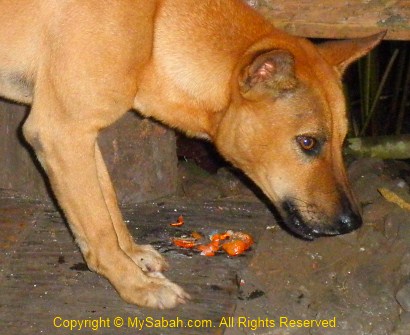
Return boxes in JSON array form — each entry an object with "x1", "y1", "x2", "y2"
[{"x1": 281, "y1": 196, "x2": 362, "y2": 239}]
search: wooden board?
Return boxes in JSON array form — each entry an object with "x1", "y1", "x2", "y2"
[
  {"x1": 251, "y1": 0, "x2": 410, "y2": 40},
  {"x1": 0, "y1": 193, "x2": 273, "y2": 335}
]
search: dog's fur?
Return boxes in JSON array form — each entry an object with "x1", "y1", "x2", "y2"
[{"x1": 0, "y1": 0, "x2": 383, "y2": 308}]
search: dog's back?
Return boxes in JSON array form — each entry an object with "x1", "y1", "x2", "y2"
[{"x1": 0, "y1": 0, "x2": 157, "y2": 105}]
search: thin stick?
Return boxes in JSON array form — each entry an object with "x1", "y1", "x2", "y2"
[
  {"x1": 396, "y1": 55, "x2": 410, "y2": 135},
  {"x1": 360, "y1": 49, "x2": 399, "y2": 136}
]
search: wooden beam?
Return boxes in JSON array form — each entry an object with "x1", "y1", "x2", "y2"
[{"x1": 249, "y1": 0, "x2": 410, "y2": 40}]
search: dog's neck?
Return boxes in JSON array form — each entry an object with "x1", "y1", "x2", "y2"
[{"x1": 133, "y1": 0, "x2": 275, "y2": 140}]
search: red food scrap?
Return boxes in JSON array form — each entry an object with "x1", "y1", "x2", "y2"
[
  {"x1": 220, "y1": 231, "x2": 254, "y2": 256},
  {"x1": 222, "y1": 239, "x2": 247, "y2": 256},
  {"x1": 230, "y1": 231, "x2": 254, "y2": 249},
  {"x1": 170, "y1": 215, "x2": 184, "y2": 227},
  {"x1": 172, "y1": 237, "x2": 196, "y2": 249},
  {"x1": 172, "y1": 229, "x2": 254, "y2": 257},
  {"x1": 197, "y1": 243, "x2": 217, "y2": 256}
]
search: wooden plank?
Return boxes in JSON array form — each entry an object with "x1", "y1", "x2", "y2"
[
  {"x1": 250, "y1": 0, "x2": 410, "y2": 40},
  {"x1": 0, "y1": 194, "x2": 272, "y2": 335}
]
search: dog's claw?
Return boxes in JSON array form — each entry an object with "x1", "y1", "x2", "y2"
[
  {"x1": 177, "y1": 290, "x2": 191, "y2": 305},
  {"x1": 140, "y1": 277, "x2": 190, "y2": 309},
  {"x1": 113, "y1": 244, "x2": 190, "y2": 308},
  {"x1": 146, "y1": 271, "x2": 166, "y2": 279},
  {"x1": 114, "y1": 269, "x2": 190, "y2": 309}
]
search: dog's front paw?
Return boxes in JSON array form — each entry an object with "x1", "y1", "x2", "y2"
[
  {"x1": 127, "y1": 244, "x2": 169, "y2": 272},
  {"x1": 120, "y1": 276, "x2": 191, "y2": 309}
]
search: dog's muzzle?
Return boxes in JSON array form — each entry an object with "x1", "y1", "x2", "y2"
[{"x1": 281, "y1": 198, "x2": 362, "y2": 240}]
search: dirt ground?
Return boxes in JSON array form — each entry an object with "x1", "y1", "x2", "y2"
[
  {"x1": 179, "y1": 157, "x2": 410, "y2": 335},
  {"x1": 1, "y1": 157, "x2": 410, "y2": 335}
]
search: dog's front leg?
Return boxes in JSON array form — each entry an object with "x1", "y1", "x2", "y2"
[
  {"x1": 23, "y1": 105, "x2": 189, "y2": 308},
  {"x1": 94, "y1": 143, "x2": 169, "y2": 273}
]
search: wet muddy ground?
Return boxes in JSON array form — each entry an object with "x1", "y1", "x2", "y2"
[{"x1": 1, "y1": 157, "x2": 410, "y2": 334}]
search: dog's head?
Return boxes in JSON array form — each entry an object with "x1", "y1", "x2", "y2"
[{"x1": 215, "y1": 33, "x2": 384, "y2": 240}]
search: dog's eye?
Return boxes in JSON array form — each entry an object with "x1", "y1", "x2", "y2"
[{"x1": 296, "y1": 135, "x2": 320, "y2": 155}]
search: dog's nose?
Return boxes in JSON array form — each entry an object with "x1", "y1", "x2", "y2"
[
  {"x1": 336, "y1": 208, "x2": 362, "y2": 234},
  {"x1": 333, "y1": 194, "x2": 363, "y2": 234}
]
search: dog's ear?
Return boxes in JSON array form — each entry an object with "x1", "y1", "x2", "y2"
[
  {"x1": 318, "y1": 31, "x2": 386, "y2": 76},
  {"x1": 239, "y1": 50, "x2": 298, "y2": 100}
]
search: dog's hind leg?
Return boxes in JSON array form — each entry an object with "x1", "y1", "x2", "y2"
[{"x1": 94, "y1": 143, "x2": 169, "y2": 273}]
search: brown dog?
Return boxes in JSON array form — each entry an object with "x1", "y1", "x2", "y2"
[{"x1": 0, "y1": 0, "x2": 383, "y2": 308}]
